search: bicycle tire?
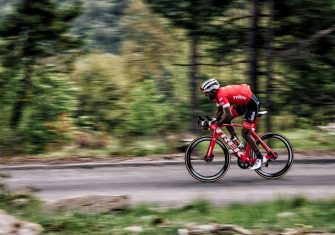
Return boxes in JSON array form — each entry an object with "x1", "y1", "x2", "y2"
[
  {"x1": 185, "y1": 136, "x2": 230, "y2": 182},
  {"x1": 255, "y1": 133, "x2": 294, "y2": 179}
]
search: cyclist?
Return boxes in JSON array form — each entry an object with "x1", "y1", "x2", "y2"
[{"x1": 200, "y1": 78, "x2": 267, "y2": 170}]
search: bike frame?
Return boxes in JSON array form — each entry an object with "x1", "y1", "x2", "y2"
[{"x1": 205, "y1": 120, "x2": 276, "y2": 164}]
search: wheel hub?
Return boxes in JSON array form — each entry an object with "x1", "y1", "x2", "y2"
[{"x1": 204, "y1": 154, "x2": 214, "y2": 162}]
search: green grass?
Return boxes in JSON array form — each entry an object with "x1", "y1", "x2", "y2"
[
  {"x1": 30, "y1": 137, "x2": 173, "y2": 161},
  {"x1": 280, "y1": 129, "x2": 335, "y2": 150},
  {"x1": 1, "y1": 189, "x2": 335, "y2": 235},
  {"x1": 50, "y1": 128, "x2": 335, "y2": 158}
]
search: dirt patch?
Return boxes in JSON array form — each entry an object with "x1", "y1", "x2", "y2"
[
  {"x1": 0, "y1": 156, "x2": 132, "y2": 165},
  {"x1": 0, "y1": 154, "x2": 184, "y2": 166}
]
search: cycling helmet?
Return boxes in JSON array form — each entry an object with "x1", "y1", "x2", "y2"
[{"x1": 200, "y1": 79, "x2": 220, "y2": 92}]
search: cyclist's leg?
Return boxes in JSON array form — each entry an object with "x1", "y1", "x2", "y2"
[
  {"x1": 240, "y1": 95, "x2": 265, "y2": 169},
  {"x1": 242, "y1": 122, "x2": 258, "y2": 150},
  {"x1": 225, "y1": 121, "x2": 235, "y2": 137},
  {"x1": 241, "y1": 95, "x2": 259, "y2": 148},
  {"x1": 227, "y1": 105, "x2": 246, "y2": 138}
]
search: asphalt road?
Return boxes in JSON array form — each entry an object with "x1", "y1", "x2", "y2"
[{"x1": 2, "y1": 160, "x2": 335, "y2": 206}]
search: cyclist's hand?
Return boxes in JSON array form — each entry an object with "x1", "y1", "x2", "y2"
[
  {"x1": 208, "y1": 118, "x2": 217, "y2": 125},
  {"x1": 206, "y1": 116, "x2": 221, "y2": 125},
  {"x1": 201, "y1": 117, "x2": 217, "y2": 130},
  {"x1": 200, "y1": 119, "x2": 208, "y2": 130}
]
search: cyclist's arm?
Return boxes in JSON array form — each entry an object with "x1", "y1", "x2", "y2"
[
  {"x1": 215, "y1": 106, "x2": 224, "y2": 119},
  {"x1": 215, "y1": 96, "x2": 232, "y2": 124},
  {"x1": 217, "y1": 106, "x2": 233, "y2": 125}
]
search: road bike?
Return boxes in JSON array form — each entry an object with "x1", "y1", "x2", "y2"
[{"x1": 185, "y1": 111, "x2": 294, "y2": 182}]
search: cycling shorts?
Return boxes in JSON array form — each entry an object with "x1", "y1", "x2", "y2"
[
  {"x1": 242, "y1": 94, "x2": 260, "y2": 129},
  {"x1": 228, "y1": 94, "x2": 260, "y2": 129}
]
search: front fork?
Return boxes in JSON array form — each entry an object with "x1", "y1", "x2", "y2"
[{"x1": 205, "y1": 130, "x2": 219, "y2": 162}]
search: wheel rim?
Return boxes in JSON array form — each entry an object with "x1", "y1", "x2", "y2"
[{"x1": 186, "y1": 137, "x2": 230, "y2": 182}]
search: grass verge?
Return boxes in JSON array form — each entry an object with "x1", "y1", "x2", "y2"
[
  {"x1": 280, "y1": 129, "x2": 335, "y2": 150},
  {"x1": 37, "y1": 128, "x2": 335, "y2": 158},
  {"x1": 0, "y1": 189, "x2": 335, "y2": 235}
]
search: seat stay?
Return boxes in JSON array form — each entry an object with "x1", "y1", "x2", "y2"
[{"x1": 251, "y1": 130, "x2": 275, "y2": 157}]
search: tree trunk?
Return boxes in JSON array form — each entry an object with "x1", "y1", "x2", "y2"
[
  {"x1": 189, "y1": 35, "x2": 199, "y2": 133},
  {"x1": 10, "y1": 64, "x2": 32, "y2": 129},
  {"x1": 265, "y1": 0, "x2": 274, "y2": 133},
  {"x1": 248, "y1": 0, "x2": 260, "y2": 94}
]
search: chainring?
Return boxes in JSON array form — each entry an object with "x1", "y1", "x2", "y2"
[{"x1": 237, "y1": 158, "x2": 250, "y2": 169}]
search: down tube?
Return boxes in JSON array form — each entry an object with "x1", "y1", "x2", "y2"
[{"x1": 206, "y1": 131, "x2": 219, "y2": 159}]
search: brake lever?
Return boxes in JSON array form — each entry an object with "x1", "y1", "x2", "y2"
[
  {"x1": 205, "y1": 116, "x2": 218, "y2": 124},
  {"x1": 198, "y1": 116, "x2": 205, "y2": 121},
  {"x1": 198, "y1": 116, "x2": 205, "y2": 126}
]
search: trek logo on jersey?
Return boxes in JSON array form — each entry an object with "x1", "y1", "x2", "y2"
[
  {"x1": 233, "y1": 95, "x2": 247, "y2": 100},
  {"x1": 250, "y1": 111, "x2": 256, "y2": 121}
]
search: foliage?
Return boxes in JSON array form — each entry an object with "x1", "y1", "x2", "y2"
[
  {"x1": 0, "y1": 71, "x2": 78, "y2": 154},
  {"x1": 18, "y1": 72, "x2": 78, "y2": 153},
  {"x1": 0, "y1": 0, "x2": 82, "y2": 67},
  {"x1": 202, "y1": 0, "x2": 249, "y2": 61},
  {"x1": 280, "y1": 62, "x2": 335, "y2": 125},
  {"x1": 71, "y1": 54, "x2": 127, "y2": 132},
  {"x1": 119, "y1": 0, "x2": 190, "y2": 134},
  {"x1": 121, "y1": 77, "x2": 180, "y2": 137},
  {"x1": 121, "y1": 0, "x2": 181, "y2": 79},
  {"x1": 71, "y1": 0, "x2": 130, "y2": 54},
  {"x1": 0, "y1": 0, "x2": 82, "y2": 154},
  {"x1": 0, "y1": 0, "x2": 335, "y2": 154},
  {"x1": 144, "y1": 0, "x2": 234, "y2": 36},
  {"x1": 71, "y1": 53, "x2": 182, "y2": 139},
  {"x1": 273, "y1": 0, "x2": 335, "y2": 124}
]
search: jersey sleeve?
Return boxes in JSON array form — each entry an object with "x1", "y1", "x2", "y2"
[{"x1": 216, "y1": 96, "x2": 230, "y2": 108}]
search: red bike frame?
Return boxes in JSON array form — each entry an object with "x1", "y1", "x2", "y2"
[{"x1": 205, "y1": 118, "x2": 276, "y2": 164}]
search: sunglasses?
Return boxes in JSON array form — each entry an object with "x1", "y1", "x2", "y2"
[{"x1": 204, "y1": 91, "x2": 214, "y2": 96}]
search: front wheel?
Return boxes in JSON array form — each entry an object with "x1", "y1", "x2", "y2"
[
  {"x1": 185, "y1": 136, "x2": 230, "y2": 182},
  {"x1": 255, "y1": 133, "x2": 294, "y2": 179}
]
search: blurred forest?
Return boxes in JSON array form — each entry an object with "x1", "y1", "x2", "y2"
[{"x1": 0, "y1": 0, "x2": 334, "y2": 155}]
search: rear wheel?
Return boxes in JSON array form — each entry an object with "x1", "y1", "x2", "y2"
[
  {"x1": 254, "y1": 133, "x2": 294, "y2": 179},
  {"x1": 185, "y1": 136, "x2": 230, "y2": 182}
]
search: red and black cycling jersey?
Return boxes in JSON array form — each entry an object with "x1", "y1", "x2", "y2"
[{"x1": 214, "y1": 84, "x2": 252, "y2": 108}]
